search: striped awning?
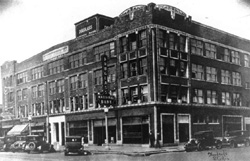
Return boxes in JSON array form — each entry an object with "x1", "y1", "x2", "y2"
[{"x1": 7, "y1": 124, "x2": 28, "y2": 136}]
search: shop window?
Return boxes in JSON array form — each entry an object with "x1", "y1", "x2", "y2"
[
  {"x1": 207, "y1": 90, "x2": 217, "y2": 105},
  {"x1": 205, "y1": 43, "x2": 216, "y2": 59},
  {"x1": 193, "y1": 89, "x2": 204, "y2": 104},
  {"x1": 191, "y1": 39, "x2": 203, "y2": 56},
  {"x1": 233, "y1": 93, "x2": 241, "y2": 106},
  {"x1": 221, "y1": 70, "x2": 231, "y2": 84},
  {"x1": 139, "y1": 58, "x2": 147, "y2": 75},
  {"x1": 169, "y1": 59, "x2": 178, "y2": 76},
  {"x1": 121, "y1": 88, "x2": 129, "y2": 105},
  {"x1": 192, "y1": 64, "x2": 204, "y2": 80},
  {"x1": 130, "y1": 60, "x2": 137, "y2": 77},
  {"x1": 232, "y1": 72, "x2": 241, "y2": 86},
  {"x1": 121, "y1": 63, "x2": 128, "y2": 79},
  {"x1": 206, "y1": 67, "x2": 217, "y2": 82},
  {"x1": 222, "y1": 92, "x2": 231, "y2": 105}
]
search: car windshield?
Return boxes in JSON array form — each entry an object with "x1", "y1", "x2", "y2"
[
  {"x1": 16, "y1": 137, "x2": 26, "y2": 141},
  {"x1": 66, "y1": 138, "x2": 81, "y2": 142},
  {"x1": 26, "y1": 137, "x2": 38, "y2": 141}
]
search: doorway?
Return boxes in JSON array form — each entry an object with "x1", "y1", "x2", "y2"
[{"x1": 162, "y1": 114, "x2": 175, "y2": 144}]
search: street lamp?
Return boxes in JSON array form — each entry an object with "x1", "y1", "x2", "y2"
[
  {"x1": 28, "y1": 114, "x2": 32, "y2": 135},
  {"x1": 104, "y1": 107, "x2": 110, "y2": 150}
]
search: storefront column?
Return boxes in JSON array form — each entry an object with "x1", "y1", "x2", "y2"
[
  {"x1": 51, "y1": 101, "x2": 54, "y2": 114},
  {"x1": 59, "y1": 122, "x2": 62, "y2": 145},
  {"x1": 83, "y1": 95, "x2": 86, "y2": 109},
  {"x1": 41, "y1": 103, "x2": 43, "y2": 115},
  {"x1": 60, "y1": 99, "x2": 63, "y2": 113},
  {"x1": 73, "y1": 97, "x2": 76, "y2": 112}
]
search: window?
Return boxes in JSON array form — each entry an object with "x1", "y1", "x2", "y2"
[
  {"x1": 209, "y1": 116, "x2": 219, "y2": 124},
  {"x1": 130, "y1": 60, "x2": 137, "y2": 77},
  {"x1": 31, "y1": 66, "x2": 43, "y2": 80},
  {"x1": 207, "y1": 90, "x2": 217, "y2": 105},
  {"x1": 221, "y1": 70, "x2": 231, "y2": 84},
  {"x1": 57, "y1": 79, "x2": 65, "y2": 93},
  {"x1": 139, "y1": 58, "x2": 147, "y2": 75},
  {"x1": 192, "y1": 64, "x2": 204, "y2": 80},
  {"x1": 233, "y1": 93, "x2": 241, "y2": 106},
  {"x1": 69, "y1": 53, "x2": 80, "y2": 68},
  {"x1": 140, "y1": 85, "x2": 148, "y2": 102},
  {"x1": 180, "y1": 61, "x2": 187, "y2": 77},
  {"x1": 205, "y1": 43, "x2": 216, "y2": 59},
  {"x1": 139, "y1": 30, "x2": 147, "y2": 48},
  {"x1": 94, "y1": 70, "x2": 102, "y2": 85},
  {"x1": 245, "y1": 55, "x2": 250, "y2": 67},
  {"x1": 70, "y1": 75, "x2": 78, "y2": 90},
  {"x1": 191, "y1": 39, "x2": 203, "y2": 56},
  {"x1": 232, "y1": 72, "x2": 241, "y2": 86},
  {"x1": 179, "y1": 35, "x2": 186, "y2": 52},
  {"x1": 38, "y1": 84, "x2": 44, "y2": 97},
  {"x1": 206, "y1": 67, "x2": 217, "y2": 82},
  {"x1": 130, "y1": 86, "x2": 138, "y2": 103},
  {"x1": 169, "y1": 85, "x2": 178, "y2": 102},
  {"x1": 246, "y1": 82, "x2": 250, "y2": 89},
  {"x1": 22, "y1": 88, "x2": 27, "y2": 100},
  {"x1": 48, "y1": 59, "x2": 64, "y2": 75},
  {"x1": 81, "y1": 51, "x2": 87, "y2": 65},
  {"x1": 17, "y1": 90, "x2": 22, "y2": 101},
  {"x1": 17, "y1": 72, "x2": 28, "y2": 84},
  {"x1": 31, "y1": 86, "x2": 37, "y2": 98},
  {"x1": 94, "y1": 42, "x2": 115, "y2": 61},
  {"x1": 129, "y1": 33, "x2": 137, "y2": 50},
  {"x1": 49, "y1": 81, "x2": 56, "y2": 95},
  {"x1": 108, "y1": 66, "x2": 116, "y2": 83},
  {"x1": 194, "y1": 115, "x2": 206, "y2": 124},
  {"x1": 193, "y1": 89, "x2": 203, "y2": 104},
  {"x1": 180, "y1": 87, "x2": 188, "y2": 103},
  {"x1": 160, "y1": 85, "x2": 168, "y2": 102},
  {"x1": 121, "y1": 88, "x2": 129, "y2": 105},
  {"x1": 159, "y1": 57, "x2": 167, "y2": 75},
  {"x1": 169, "y1": 33, "x2": 178, "y2": 50},
  {"x1": 223, "y1": 49, "x2": 230, "y2": 62},
  {"x1": 158, "y1": 29, "x2": 167, "y2": 48},
  {"x1": 169, "y1": 59, "x2": 178, "y2": 76},
  {"x1": 120, "y1": 36, "x2": 127, "y2": 53},
  {"x1": 222, "y1": 92, "x2": 231, "y2": 105},
  {"x1": 79, "y1": 73, "x2": 87, "y2": 88},
  {"x1": 121, "y1": 63, "x2": 128, "y2": 79},
  {"x1": 231, "y1": 51, "x2": 240, "y2": 65}
]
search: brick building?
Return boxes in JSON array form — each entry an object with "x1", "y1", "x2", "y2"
[{"x1": 1, "y1": 3, "x2": 250, "y2": 149}]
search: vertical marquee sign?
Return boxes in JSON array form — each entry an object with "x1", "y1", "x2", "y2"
[{"x1": 102, "y1": 54, "x2": 108, "y2": 95}]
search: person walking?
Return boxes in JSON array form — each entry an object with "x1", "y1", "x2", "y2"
[{"x1": 149, "y1": 131, "x2": 155, "y2": 148}]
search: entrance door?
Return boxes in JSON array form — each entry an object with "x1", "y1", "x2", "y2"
[
  {"x1": 108, "y1": 126, "x2": 116, "y2": 143},
  {"x1": 162, "y1": 115, "x2": 175, "y2": 144},
  {"x1": 94, "y1": 126, "x2": 105, "y2": 146},
  {"x1": 178, "y1": 115, "x2": 190, "y2": 143}
]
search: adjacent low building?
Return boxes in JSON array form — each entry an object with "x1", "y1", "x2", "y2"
[{"x1": 1, "y1": 3, "x2": 250, "y2": 149}]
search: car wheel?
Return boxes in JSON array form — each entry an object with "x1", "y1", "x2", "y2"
[
  {"x1": 245, "y1": 140, "x2": 250, "y2": 147},
  {"x1": 197, "y1": 143, "x2": 203, "y2": 151},
  {"x1": 28, "y1": 142, "x2": 36, "y2": 151},
  {"x1": 216, "y1": 142, "x2": 222, "y2": 149},
  {"x1": 230, "y1": 141, "x2": 236, "y2": 148}
]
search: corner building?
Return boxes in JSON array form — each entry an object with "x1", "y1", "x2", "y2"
[{"x1": 2, "y1": 3, "x2": 250, "y2": 149}]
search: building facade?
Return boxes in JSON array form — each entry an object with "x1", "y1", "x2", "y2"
[{"x1": 1, "y1": 3, "x2": 250, "y2": 149}]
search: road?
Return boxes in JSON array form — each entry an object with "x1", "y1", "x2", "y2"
[{"x1": 0, "y1": 146, "x2": 249, "y2": 161}]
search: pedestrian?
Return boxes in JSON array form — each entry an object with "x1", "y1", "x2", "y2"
[
  {"x1": 155, "y1": 133, "x2": 161, "y2": 148},
  {"x1": 149, "y1": 130, "x2": 155, "y2": 148}
]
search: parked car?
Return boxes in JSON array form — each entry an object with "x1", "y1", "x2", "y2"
[
  {"x1": 222, "y1": 130, "x2": 250, "y2": 148},
  {"x1": 24, "y1": 135, "x2": 55, "y2": 153},
  {"x1": 0, "y1": 137, "x2": 5, "y2": 150},
  {"x1": 9, "y1": 136, "x2": 27, "y2": 152},
  {"x1": 64, "y1": 136, "x2": 90, "y2": 156},
  {"x1": 184, "y1": 130, "x2": 222, "y2": 151},
  {"x1": 3, "y1": 136, "x2": 17, "y2": 151}
]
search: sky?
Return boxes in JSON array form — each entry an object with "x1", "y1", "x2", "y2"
[{"x1": 0, "y1": 0, "x2": 250, "y2": 104}]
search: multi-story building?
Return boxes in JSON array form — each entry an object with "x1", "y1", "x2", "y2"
[{"x1": 1, "y1": 3, "x2": 250, "y2": 149}]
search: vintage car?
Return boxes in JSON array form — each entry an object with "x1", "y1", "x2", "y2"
[
  {"x1": 9, "y1": 136, "x2": 27, "y2": 152},
  {"x1": 0, "y1": 137, "x2": 5, "y2": 150},
  {"x1": 3, "y1": 136, "x2": 17, "y2": 151},
  {"x1": 184, "y1": 130, "x2": 222, "y2": 151},
  {"x1": 222, "y1": 130, "x2": 250, "y2": 148},
  {"x1": 64, "y1": 136, "x2": 90, "y2": 156},
  {"x1": 24, "y1": 135, "x2": 55, "y2": 153}
]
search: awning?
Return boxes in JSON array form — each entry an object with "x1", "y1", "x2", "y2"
[{"x1": 7, "y1": 124, "x2": 28, "y2": 136}]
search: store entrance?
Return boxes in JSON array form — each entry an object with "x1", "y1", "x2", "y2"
[
  {"x1": 94, "y1": 126, "x2": 105, "y2": 146},
  {"x1": 162, "y1": 114, "x2": 175, "y2": 144}
]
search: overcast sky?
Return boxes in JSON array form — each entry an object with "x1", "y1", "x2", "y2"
[{"x1": 0, "y1": 0, "x2": 250, "y2": 104}]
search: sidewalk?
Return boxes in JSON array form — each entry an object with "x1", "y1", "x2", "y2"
[{"x1": 83, "y1": 144, "x2": 185, "y2": 156}]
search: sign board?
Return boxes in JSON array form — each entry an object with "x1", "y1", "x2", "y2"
[
  {"x1": 96, "y1": 94, "x2": 116, "y2": 107},
  {"x1": 75, "y1": 17, "x2": 97, "y2": 37},
  {"x1": 43, "y1": 46, "x2": 69, "y2": 61},
  {"x1": 102, "y1": 55, "x2": 108, "y2": 95}
]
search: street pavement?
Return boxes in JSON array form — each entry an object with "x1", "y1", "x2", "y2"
[{"x1": 83, "y1": 144, "x2": 185, "y2": 156}]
